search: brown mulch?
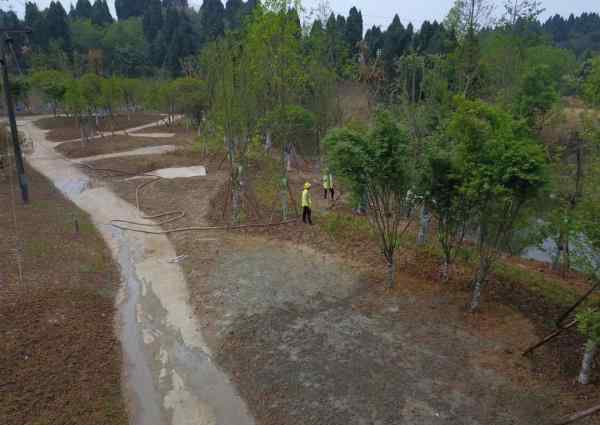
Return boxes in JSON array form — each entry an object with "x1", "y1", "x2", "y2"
[
  {"x1": 0, "y1": 165, "x2": 127, "y2": 425},
  {"x1": 35, "y1": 113, "x2": 163, "y2": 142},
  {"x1": 55, "y1": 134, "x2": 192, "y2": 159},
  {"x1": 206, "y1": 162, "x2": 600, "y2": 422}
]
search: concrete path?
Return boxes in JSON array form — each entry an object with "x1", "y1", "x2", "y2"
[{"x1": 20, "y1": 118, "x2": 254, "y2": 425}]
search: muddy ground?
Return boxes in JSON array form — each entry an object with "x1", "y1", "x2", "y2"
[
  {"x1": 55, "y1": 134, "x2": 191, "y2": 159},
  {"x1": 83, "y1": 147, "x2": 600, "y2": 424},
  {"x1": 35, "y1": 113, "x2": 163, "y2": 142},
  {"x1": 0, "y1": 163, "x2": 127, "y2": 425}
]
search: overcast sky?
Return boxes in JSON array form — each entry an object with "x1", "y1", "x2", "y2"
[{"x1": 3, "y1": 0, "x2": 598, "y2": 29}]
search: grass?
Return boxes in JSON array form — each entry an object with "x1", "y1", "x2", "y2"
[
  {"x1": 494, "y1": 261, "x2": 588, "y2": 307},
  {"x1": 320, "y1": 211, "x2": 373, "y2": 241}
]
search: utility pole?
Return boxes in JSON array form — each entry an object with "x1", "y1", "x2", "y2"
[{"x1": 0, "y1": 28, "x2": 31, "y2": 204}]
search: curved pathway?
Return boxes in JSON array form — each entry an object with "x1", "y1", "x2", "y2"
[{"x1": 21, "y1": 117, "x2": 254, "y2": 425}]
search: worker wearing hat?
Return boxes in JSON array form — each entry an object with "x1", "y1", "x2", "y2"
[
  {"x1": 322, "y1": 171, "x2": 334, "y2": 200},
  {"x1": 302, "y1": 182, "x2": 313, "y2": 225}
]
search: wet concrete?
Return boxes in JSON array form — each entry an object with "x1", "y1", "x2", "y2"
[
  {"x1": 129, "y1": 166, "x2": 207, "y2": 180},
  {"x1": 20, "y1": 117, "x2": 254, "y2": 425},
  {"x1": 130, "y1": 132, "x2": 176, "y2": 138}
]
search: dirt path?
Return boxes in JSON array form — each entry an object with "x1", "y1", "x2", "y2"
[{"x1": 20, "y1": 118, "x2": 254, "y2": 425}]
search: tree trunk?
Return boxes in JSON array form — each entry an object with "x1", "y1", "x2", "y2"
[
  {"x1": 470, "y1": 278, "x2": 484, "y2": 312},
  {"x1": 441, "y1": 257, "x2": 450, "y2": 283},
  {"x1": 280, "y1": 175, "x2": 289, "y2": 221},
  {"x1": 417, "y1": 205, "x2": 431, "y2": 246},
  {"x1": 470, "y1": 258, "x2": 489, "y2": 312},
  {"x1": 578, "y1": 340, "x2": 597, "y2": 385},
  {"x1": 265, "y1": 130, "x2": 272, "y2": 152},
  {"x1": 387, "y1": 255, "x2": 396, "y2": 289}
]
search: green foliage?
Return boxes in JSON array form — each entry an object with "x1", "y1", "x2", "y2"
[
  {"x1": 582, "y1": 57, "x2": 600, "y2": 107},
  {"x1": 170, "y1": 78, "x2": 207, "y2": 123},
  {"x1": 515, "y1": 64, "x2": 559, "y2": 126},
  {"x1": 577, "y1": 309, "x2": 600, "y2": 344},
  {"x1": 30, "y1": 70, "x2": 70, "y2": 114},
  {"x1": 321, "y1": 212, "x2": 372, "y2": 241},
  {"x1": 446, "y1": 97, "x2": 547, "y2": 306},
  {"x1": 324, "y1": 111, "x2": 417, "y2": 285}
]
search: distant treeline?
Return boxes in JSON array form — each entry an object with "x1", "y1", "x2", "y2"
[{"x1": 0, "y1": 1, "x2": 598, "y2": 78}]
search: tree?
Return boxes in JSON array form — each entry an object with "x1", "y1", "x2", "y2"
[
  {"x1": 200, "y1": 0, "x2": 225, "y2": 44},
  {"x1": 447, "y1": 98, "x2": 547, "y2": 311},
  {"x1": 202, "y1": 35, "x2": 256, "y2": 224},
  {"x1": 46, "y1": 1, "x2": 72, "y2": 52},
  {"x1": 501, "y1": 0, "x2": 545, "y2": 27},
  {"x1": 73, "y1": 0, "x2": 94, "y2": 20},
  {"x1": 576, "y1": 309, "x2": 600, "y2": 384},
  {"x1": 115, "y1": 0, "x2": 148, "y2": 20},
  {"x1": 30, "y1": 70, "x2": 70, "y2": 115},
  {"x1": 324, "y1": 112, "x2": 418, "y2": 288},
  {"x1": 91, "y1": 0, "x2": 114, "y2": 26},
  {"x1": 25, "y1": 2, "x2": 47, "y2": 49},
  {"x1": 345, "y1": 7, "x2": 363, "y2": 57},
  {"x1": 515, "y1": 64, "x2": 559, "y2": 128},
  {"x1": 102, "y1": 18, "x2": 149, "y2": 76},
  {"x1": 170, "y1": 77, "x2": 207, "y2": 124},
  {"x1": 118, "y1": 77, "x2": 145, "y2": 119},
  {"x1": 382, "y1": 15, "x2": 412, "y2": 80},
  {"x1": 225, "y1": 0, "x2": 244, "y2": 31},
  {"x1": 425, "y1": 147, "x2": 472, "y2": 281},
  {"x1": 143, "y1": 0, "x2": 163, "y2": 42},
  {"x1": 583, "y1": 57, "x2": 600, "y2": 108}
]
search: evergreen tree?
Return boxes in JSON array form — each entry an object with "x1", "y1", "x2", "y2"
[
  {"x1": 143, "y1": 0, "x2": 163, "y2": 42},
  {"x1": 345, "y1": 7, "x2": 363, "y2": 56},
  {"x1": 224, "y1": 0, "x2": 244, "y2": 31},
  {"x1": 25, "y1": 2, "x2": 46, "y2": 49},
  {"x1": 74, "y1": 0, "x2": 93, "y2": 20},
  {"x1": 115, "y1": 0, "x2": 147, "y2": 20},
  {"x1": 46, "y1": 1, "x2": 72, "y2": 52},
  {"x1": 243, "y1": 0, "x2": 259, "y2": 16},
  {"x1": 199, "y1": 0, "x2": 225, "y2": 43},
  {"x1": 91, "y1": 0, "x2": 114, "y2": 26},
  {"x1": 364, "y1": 25, "x2": 384, "y2": 59},
  {"x1": 383, "y1": 15, "x2": 412, "y2": 78}
]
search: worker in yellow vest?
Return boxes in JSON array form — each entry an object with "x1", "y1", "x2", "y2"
[
  {"x1": 322, "y1": 172, "x2": 334, "y2": 200},
  {"x1": 302, "y1": 182, "x2": 313, "y2": 225}
]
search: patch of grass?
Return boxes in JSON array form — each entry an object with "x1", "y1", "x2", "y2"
[
  {"x1": 26, "y1": 239, "x2": 52, "y2": 257},
  {"x1": 253, "y1": 155, "x2": 282, "y2": 208},
  {"x1": 494, "y1": 261, "x2": 584, "y2": 307},
  {"x1": 320, "y1": 211, "x2": 372, "y2": 241}
]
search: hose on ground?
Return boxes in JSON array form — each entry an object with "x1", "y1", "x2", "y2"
[{"x1": 76, "y1": 161, "x2": 298, "y2": 235}]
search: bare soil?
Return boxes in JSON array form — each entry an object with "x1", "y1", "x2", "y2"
[
  {"x1": 55, "y1": 134, "x2": 192, "y2": 159},
  {"x1": 35, "y1": 113, "x2": 163, "y2": 142},
  {"x1": 0, "y1": 164, "x2": 127, "y2": 425},
  {"x1": 70, "y1": 131, "x2": 600, "y2": 424}
]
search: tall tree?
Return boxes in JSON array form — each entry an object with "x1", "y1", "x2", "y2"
[
  {"x1": 325, "y1": 112, "x2": 419, "y2": 288},
  {"x1": 74, "y1": 0, "x2": 94, "y2": 20},
  {"x1": 46, "y1": 1, "x2": 72, "y2": 52},
  {"x1": 91, "y1": 0, "x2": 114, "y2": 26},
  {"x1": 200, "y1": 0, "x2": 225, "y2": 43},
  {"x1": 446, "y1": 98, "x2": 547, "y2": 311},
  {"x1": 225, "y1": 0, "x2": 244, "y2": 31},
  {"x1": 345, "y1": 7, "x2": 363, "y2": 57},
  {"x1": 143, "y1": 0, "x2": 163, "y2": 42},
  {"x1": 24, "y1": 2, "x2": 46, "y2": 49},
  {"x1": 115, "y1": 0, "x2": 147, "y2": 20},
  {"x1": 382, "y1": 15, "x2": 412, "y2": 79}
]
